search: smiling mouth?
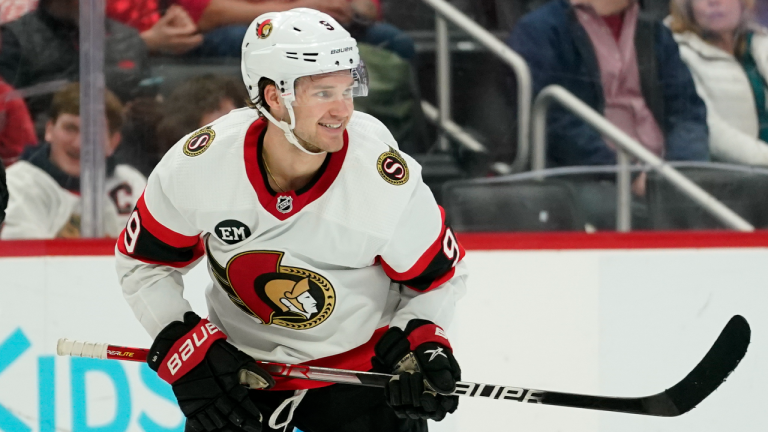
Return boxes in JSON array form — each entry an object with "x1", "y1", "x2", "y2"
[{"x1": 319, "y1": 122, "x2": 342, "y2": 129}]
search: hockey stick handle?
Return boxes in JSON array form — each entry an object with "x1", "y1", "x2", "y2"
[
  {"x1": 57, "y1": 338, "x2": 149, "y2": 362},
  {"x1": 56, "y1": 338, "x2": 544, "y2": 401}
]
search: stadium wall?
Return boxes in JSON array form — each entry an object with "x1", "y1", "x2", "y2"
[{"x1": 0, "y1": 232, "x2": 766, "y2": 432}]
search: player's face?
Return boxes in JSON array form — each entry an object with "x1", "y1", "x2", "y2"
[
  {"x1": 46, "y1": 113, "x2": 121, "y2": 178},
  {"x1": 291, "y1": 73, "x2": 354, "y2": 153}
]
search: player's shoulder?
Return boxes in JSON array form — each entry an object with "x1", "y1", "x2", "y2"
[
  {"x1": 161, "y1": 108, "x2": 258, "y2": 165},
  {"x1": 153, "y1": 108, "x2": 258, "y2": 187},
  {"x1": 318, "y1": 113, "x2": 428, "y2": 238},
  {"x1": 346, "y1": 111, "x2": 399, "y2": 150},
  {"x1": 344, "y1": 111, "x2": 422, "y2": 190}
]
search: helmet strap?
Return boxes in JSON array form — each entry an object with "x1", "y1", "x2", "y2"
[{"x1": 257, "y1": 105, "x2": 327, "y2": 156}]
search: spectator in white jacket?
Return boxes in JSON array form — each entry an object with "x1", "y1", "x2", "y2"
[
  {"x1": 669, "y1": 0, "x2": 768, "y2": 165},
  {"x1": 1, "y1": 83, "x2": 146, "y2": 239}
]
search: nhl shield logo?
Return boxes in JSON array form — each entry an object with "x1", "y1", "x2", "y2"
[{"x1": 276, "y1": 195, "x2": 293, "y2": 214}]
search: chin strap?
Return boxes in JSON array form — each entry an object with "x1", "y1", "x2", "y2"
[{"x1": 258, "y1": 106, "x2": 326, "y2": 156}]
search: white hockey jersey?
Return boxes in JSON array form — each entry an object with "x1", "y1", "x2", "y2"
[
  {"x1": 116, "y1": 109, "x2": 467, "y2": 390},
  {"x1": 2, "y1": 155, "x2": 146, "y2": 239}
]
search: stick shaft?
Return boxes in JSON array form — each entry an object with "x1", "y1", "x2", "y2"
[
  {"x1": 57, "y1": 338, "x2": 544, "y2": 400},
  {"x1": 56, "y1": 315, "x2": 749, "y2": 418}
]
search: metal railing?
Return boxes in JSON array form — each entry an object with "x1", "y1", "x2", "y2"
[
  {"x1": 421, "y1": 0, "x2": 532, "y2": 173},
  {"x1": 421, "y1": 101, "x2": 487, "y2": 153},
  {"x1": 531, "y1": 85, "x2": 754, "y2": 232}
]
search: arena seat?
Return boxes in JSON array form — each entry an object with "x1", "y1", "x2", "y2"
[
  {"x1": 442, "y1": 178, "x2": 584, "y2": 231},
  {"x1": 646, "y1": 165, "x2": 768, "y2": 230},
  {"x1": 414, "y1": 153, "x2": 466, "y2": 205}
]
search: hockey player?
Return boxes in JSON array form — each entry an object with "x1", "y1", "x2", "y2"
[{"x1": 116, "y1": 8, "x2": 467, "y2": 432}]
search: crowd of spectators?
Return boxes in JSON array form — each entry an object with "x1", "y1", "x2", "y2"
[
  {"x1": 0, "y1": 0, "x2": 767, "y2": 237},
  {"x1": 506, "y1": 0, "x2": 768, "y2": 173}
]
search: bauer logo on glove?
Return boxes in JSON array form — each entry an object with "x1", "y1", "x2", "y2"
[
  {"x1": 159, "y1": 320, "x2": 225, "y2": 380},
  {"x1": 148, "y1": 312, "x2": 275, "y2": 432}
]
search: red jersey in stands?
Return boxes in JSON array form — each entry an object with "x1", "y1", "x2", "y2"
[{"x1": 0, "y1": 79, "x2": 37, "y2": 166}]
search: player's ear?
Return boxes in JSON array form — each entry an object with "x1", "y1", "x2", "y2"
[{"x1": 264, "y1": 84, "x2": 283, "y2": 112}]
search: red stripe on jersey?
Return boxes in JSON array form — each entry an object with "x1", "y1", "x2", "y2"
[
  {"x1": 117, "y1": 194, "x2": 204, "y2": 268},
  {"x1": 379, "y1": 206, "x2": 466, "y2": 291},
  {"x1": 270, "y1": 327, "x2": 387, "y2": 391},
  {"x1": 243, "y1": 118, "x2": 349, "y2": 221},
  {"x1": 134, "y1": 195, "x2": 200, "y2": 248}
]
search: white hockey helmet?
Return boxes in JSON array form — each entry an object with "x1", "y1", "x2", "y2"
[{"x1": 241, "y1": 8, "x2": 368, "y2": 154}]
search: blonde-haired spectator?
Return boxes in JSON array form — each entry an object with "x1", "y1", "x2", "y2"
[{"x1": 670, "y1": 0, "x2": 768, "y2": 165}]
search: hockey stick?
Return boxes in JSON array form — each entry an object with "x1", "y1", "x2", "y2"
[{"x1": 57, "y1": 315, "x2": 750, "y2": 417}]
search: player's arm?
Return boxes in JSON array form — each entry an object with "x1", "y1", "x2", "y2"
[
  {"x1": 373, "y1": 177, "x2": 467, "y2": 421},
  {"x1": 116, "y1": 161, "x2": 274, "y2": 432},
  {"x1": 115, "y1": 167, "x2": 205, "y2": 338},
  {"x1": 377, "y1": 177, "x2": 468, "y2": 330}
]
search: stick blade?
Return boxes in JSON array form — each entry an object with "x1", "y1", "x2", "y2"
[{"x1": 645, "y1": 315, "x2": 751, "y2": 416}]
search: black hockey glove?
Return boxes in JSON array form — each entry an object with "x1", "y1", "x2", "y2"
[
  {"x1": 148, "y1": 312, "x2": 275, "y2": 432},
  {"x1": 372, "y1": 319, "x2": 461, "y2": 421}
]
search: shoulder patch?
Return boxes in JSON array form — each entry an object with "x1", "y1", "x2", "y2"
[
  {"x1": 377, "y1": 146, "x2": 409, "y2": 186},
  {"x1": 183, "y1": 127, "x2": 216, "y2": 157}
]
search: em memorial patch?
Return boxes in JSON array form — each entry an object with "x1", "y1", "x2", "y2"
[
  {"x1": 183, "y1": 127, "x2": 216, "y2": 157},
  {"x1": 377, "y1": 146, "x2": 409, "y2": 186}
]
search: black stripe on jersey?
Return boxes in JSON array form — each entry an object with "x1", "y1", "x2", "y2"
[
  {"x1": 382, "y1": 218, "x2": 464, "y2": 292},
  {"x1": 129, "y1": 222, "x2": 200, "y2": 264},
  {"x1": 394, "y1": 248, "x2": 457, "y2": 292}
]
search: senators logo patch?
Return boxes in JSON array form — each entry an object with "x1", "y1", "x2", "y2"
[
  {"x1": 207, "y1": 242, "x2": 335, "y2": 330},
  {"x1": 377, "y1": 147, "x2": 409, "y2": 186},
  {"x1": 257, "y1": 20, "x2": 273, "y2": 39},
  {"x1": 183, "y1": 127, "x2": 215, "y2": 157}
]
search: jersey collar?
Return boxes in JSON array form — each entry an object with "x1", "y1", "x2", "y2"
[{"x1": 244, "y1": 117, "x2": 348, "y2": 221}]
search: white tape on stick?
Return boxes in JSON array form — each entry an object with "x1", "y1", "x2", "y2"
[{"x1": 57, "y1": 338, "x2": 109, "y2": 360}]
